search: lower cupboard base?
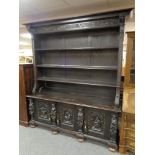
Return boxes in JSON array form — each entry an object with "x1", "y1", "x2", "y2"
[
  {"x1": 29, "y1": 120, "x2": 118, "y2": 150},
  {"x1": 27, "y1": 98, "x2": 119, "y2": 151}
]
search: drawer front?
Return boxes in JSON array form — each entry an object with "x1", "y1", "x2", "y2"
[
  {"x1": 125, "y1": 129, "x2": 135, "y2": 139},
  {"x1": 126, "y1": 139, "x2": 135, "y2": 150},
  {"x1": 58, "y1": 104, "x2": 75, "y2": 131},
  {"x1": 126, "y1": 114, "x2": 135, "y2": 122},
  {"x1": 122, "y1": 88, "x2": 135, "y2": 113},
  {"x1": 124, "y1": 113, "x2": 135, "y2": 129},
  {"x1": 126, "y1": 122, "x2": 135, "y2": 129}
]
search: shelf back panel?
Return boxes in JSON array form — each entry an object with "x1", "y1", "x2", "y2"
[
  {"x1": 37, "y1": 68, "x2": 117, "y2": 85},
  {"x1": 39, "y1": 82, "x2": 116, "y2": 106},
  {"x1": 35, "y1": 28, "x2": 119, "y2": 49},
  {"x1": 36, "y1": 49, "x2": 118, "y2": 66}
]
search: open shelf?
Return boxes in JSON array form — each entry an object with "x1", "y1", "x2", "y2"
[
  {"x1": 27, "y1": 92, "x2": 120, "y2": 112},
  {"x1": 35, "y1": 47, "x2": 119, "y2": 51},
  {"x1": 36, "y1": 64, "x2": 118, "y2": 70},
  {"x1": 37, "y1": 77, "x2": 119, "y2": 87}
]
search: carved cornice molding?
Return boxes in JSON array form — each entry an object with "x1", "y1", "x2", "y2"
[
  {"x1": 29, "y1": 18, "x2": 120, "y2": 34},
  {"x1": 25, "y1": 9, "x2": 131, "y2": 34}
]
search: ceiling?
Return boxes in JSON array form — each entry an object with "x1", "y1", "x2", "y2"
[
  {"x1": 19, "y1": 0, "x2": 134, "y2": 25},
  {"x1": 19, "y1": 0, "x2": 134, "y2": 50}
]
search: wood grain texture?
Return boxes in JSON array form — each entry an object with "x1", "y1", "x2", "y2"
[
  {"x1": 119, "y1": 113, "x2": 135, "y2": 153},
  {"x1": 124, "y1": 32, "x2": 135, "y2": 88},
  {"x1": 119, "y1": 32, "x2": 135, "y2": 154},
  {"x1": 122, "y1": 87, "x2": 135, "y2": 113},
  {"x1": 19, "y1": 64, "x2": 34, "y2": 126}
]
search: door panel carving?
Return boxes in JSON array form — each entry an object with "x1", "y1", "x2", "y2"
[
  {"x1": 37, "y1": 102, "x2": 50, "y2": 122},
  {"x1": 87, "y1": 110, "x2": 105, "y2": 136}
]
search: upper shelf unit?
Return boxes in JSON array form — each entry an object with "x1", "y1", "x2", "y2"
[{"x1": 25, "y1": 9, "x2": 131, "y2": 108}]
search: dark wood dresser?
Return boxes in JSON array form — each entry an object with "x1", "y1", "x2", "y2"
[
  {"x1": 19, "y1": 64, "x2": 34, "y2": 126},
  {"x1": 25, "y1": 9, "x2": 131, "y2": 150},
  {"x1": 119, "y1": 32, "x2": 135, "y2": 153}
]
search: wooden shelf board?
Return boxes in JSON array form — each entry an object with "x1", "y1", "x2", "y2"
[
  {"x1": 36, "y1": 64, "x2": 118, "y2": 70},
  {"x1": 35, "y1": 47, "x2": 119, "y2": 51},
  {"x1": 37, "y1": 77, "x2": 119, "y2": 88}
]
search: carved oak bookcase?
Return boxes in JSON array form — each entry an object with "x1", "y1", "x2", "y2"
[{"x1": 25, "y1": 9, "x2": 131, "y2": 150}]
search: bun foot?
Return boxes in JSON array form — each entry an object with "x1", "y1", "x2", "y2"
[
  {"x1": 109, "y1": 147, "x2": 116, "y2": 152},
  {"x1": 77, "y1": 138, "x2": 84, "y2": 143},
  {"x1": 52, "y1": 131, "x2": 59, "y2": 135},
  {"x1": 30, "y1": 124, "x2": 36, "y2": 128}
]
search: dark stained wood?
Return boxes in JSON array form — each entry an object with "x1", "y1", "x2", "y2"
[
  {"x1": 36, "y1": 64, "x2": 118, "y2": 70},
  {"x1": 35, "y1": 47, "x2": 119, "y2": 51},
  {"x1": 19, "y1": 64, "x2": 34, "y2": 126},
  {"x1": 25, "y1": 9, "x2": 131, "y2": 149},
  {"x1": 37, "y1": 77, "x2": 118, "y2": 87},
  {"x1": 27, "y1": 94, "x2": 121, "y2": 112}
]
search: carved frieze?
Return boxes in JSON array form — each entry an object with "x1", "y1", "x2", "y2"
[
  {"x1": 77, "y1": 108, "x2": 84, "y2": 132},
  {"x1": 30, "y1": 18, "x2": 120, "y2": 34},
  {"x1": 109, "y1": 114, "x2": 118, "y2": 143}
]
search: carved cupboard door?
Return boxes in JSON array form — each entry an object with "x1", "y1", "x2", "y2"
[
  {"x1": 85, "y1": 108, "x2": 106, "y2": 138},
  {"x1": 58, "y1": 104, "x2": 75, "y2": 130},
  {"x1": 35, "y1": 100, "x2": 51, "y2": 124}
]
